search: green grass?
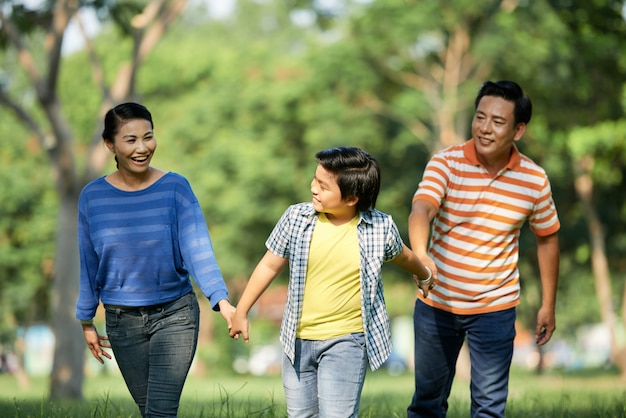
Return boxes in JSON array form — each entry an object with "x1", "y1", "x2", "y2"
[{"x1": 1, "y1": 368, "x2": 625, "y2": 417}]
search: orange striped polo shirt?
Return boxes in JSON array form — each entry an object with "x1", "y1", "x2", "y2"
[{"x1": 413, "y1": 139, "x2": 560, "y2": 315}]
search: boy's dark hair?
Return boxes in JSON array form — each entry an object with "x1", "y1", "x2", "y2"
[
  {"x1": 102, "y1": 102, "x2": 154, "y2": 142},
  {"x1": 315, "y1": 147, "x2": 380, "y2": 211},
  {"x1": 475, "y1": 80, "x2": 532, "y2": 125}
]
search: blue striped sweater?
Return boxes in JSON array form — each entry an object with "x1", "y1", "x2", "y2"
[{"x1": 75, "y1": 172, "x2": 228, "y2": 320}]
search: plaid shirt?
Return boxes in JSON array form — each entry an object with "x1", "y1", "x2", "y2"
[{"x1": 266, "y1": 202, "x2": 403, "y2": 371}]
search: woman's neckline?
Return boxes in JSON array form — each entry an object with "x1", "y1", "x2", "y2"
[{"x1": 103, "y1": 169, "x2": 169, "y2": 192}]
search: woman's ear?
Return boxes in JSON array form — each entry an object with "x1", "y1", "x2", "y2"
[{"x1": 104, "y1": 139, "x2": 115, "y2": 153}]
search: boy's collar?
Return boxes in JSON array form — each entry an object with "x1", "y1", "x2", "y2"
[
  {"x1": 305, "y1": 203, "x2": 373, "y2": 225},
  {"x1": 359, "y1": 209, "x2": 374, "y2": 225}
]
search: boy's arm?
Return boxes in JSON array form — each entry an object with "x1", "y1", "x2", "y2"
[
  {"x1": 390, "y1": 244, "x2": 436, "y2": 297},
  {"x1": 230, "y1": 250, "x2": 288, "y2": 342}
]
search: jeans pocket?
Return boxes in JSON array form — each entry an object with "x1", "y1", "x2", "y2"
[
  {"x1": 160, "y1": 294, "x2": 198, "y2": 328},
  {"x1": 104, "y1": 308, "x2": 121, "y2": 337},
  {"x1": 349, "y1": 332, "x2": 366, "y2": 349}
]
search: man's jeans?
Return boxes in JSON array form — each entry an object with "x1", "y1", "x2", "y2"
[
  {"x1": 282, "y1": 333, "x2": 368, "y2": 418},
  {"x1": 105, "y1": 292, "x2": 200, "y2": 418},
  {"x1": 408, "y1": 300, "x2": 516, "y2": 418}
]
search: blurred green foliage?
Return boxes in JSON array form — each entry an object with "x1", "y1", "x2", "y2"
[{"x1": 1, "y1": 0, "x2": 625, "y2": 370}]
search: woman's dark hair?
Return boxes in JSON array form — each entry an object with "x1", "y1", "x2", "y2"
[
  {"x1": 315, "y1": 147, "x2": 380, "y2": 211},
  {"x1": 475, "y1": 80, "x2": 532, "y2": 125},
  {"x1": 102, "y1": 102, "x2": 153, "y2": 142}
]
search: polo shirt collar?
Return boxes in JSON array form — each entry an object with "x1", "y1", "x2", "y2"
[{"x1": 464, "y1": 138, "x2": 522, "y2": 172}]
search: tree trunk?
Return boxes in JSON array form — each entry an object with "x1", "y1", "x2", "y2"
[
  {"x1": 0, "y1": 0, "x2": 188, "y2": 400},
  {"x1": 574, "y1": 157, "x2": 626, "y2": 379},
  {"x1": 49, "y1": 191, "x2": 85, "y2": 399}
]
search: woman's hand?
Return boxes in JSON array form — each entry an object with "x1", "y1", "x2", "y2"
[
  {"x1": 82, "y1": 324, "x2": 112, "y2": 364},
  {"x1": 218, "y1": 299, "x2": 236, "y2": 331}
]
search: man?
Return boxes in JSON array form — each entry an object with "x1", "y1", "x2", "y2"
[{"x1": 407, "y1": 80, "x2": 560, "y2": 418}]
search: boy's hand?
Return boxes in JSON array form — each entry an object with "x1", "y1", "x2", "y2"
[
  {"x1": 414, "y1": 275, "x2": 435, "y2": 298},
  {"x1": 229, "y1": 310, "x2": 250, "y2": 343},
  {"x1": 414, "y1": 259, "x2": 437, "y2": 298}
]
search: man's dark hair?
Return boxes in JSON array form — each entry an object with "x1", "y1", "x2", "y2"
[{"x1": 475, "y1": 80, "x2": 532, "y2": 125}]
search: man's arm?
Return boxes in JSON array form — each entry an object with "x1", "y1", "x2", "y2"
[
  {"x1": 535, "y1": 232, "x2": 560, "y2": 346},
  {"x1": 408, "y1": 199, "x2": 437, "y2": 264}
]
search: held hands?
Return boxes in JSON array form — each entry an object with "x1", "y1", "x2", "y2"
[
  {"x1": 82, "y1": 324, "x2": 112, "y2": 364},
  {"x1": 414, "y1": 263, "x2": 437, "y2": 298},
  {"x1": 229, "y1": 310, "x2": 250, "y2": 343}
]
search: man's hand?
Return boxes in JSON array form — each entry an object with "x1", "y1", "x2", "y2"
[
  {"x1": 414, "y1": 260, "x2": 437, "y2": 298},
  {"x1": 413, "y1": 274, "x2": 435, "y2": 298},
  {"x1": 535, "y1": 306, "x2": 556, "y2": 346}
]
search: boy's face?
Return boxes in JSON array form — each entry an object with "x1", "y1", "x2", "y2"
[{"x1": 310, "y1": 164, "x2": 358, "y2": 221}]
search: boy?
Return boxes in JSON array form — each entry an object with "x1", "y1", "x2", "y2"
[{"x1": 230, "y1": 147, "x2": 434, "y2": 418}]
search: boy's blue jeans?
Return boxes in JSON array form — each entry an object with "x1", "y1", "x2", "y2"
[
  {"x1": 282, "y1": 333, "x2": 368, "y2": 418},
  {"x1": 408, "y1": 300, "x2": 516, "y2": 418},
  {"x1": 105, "y1": 292, "x2": 200, "y2": 418}
]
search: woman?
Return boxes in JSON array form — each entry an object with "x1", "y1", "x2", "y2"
[{"x1": 76, "y1": 102, "x2": 234, "y2": 417}]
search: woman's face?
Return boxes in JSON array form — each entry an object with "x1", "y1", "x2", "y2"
[{"x1": 106, "y1": 118, "x2": 156, "y2": 175}]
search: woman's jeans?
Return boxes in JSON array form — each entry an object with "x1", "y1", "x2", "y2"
[
  {"x1": 282, "y1": 333, "x2": 368, "y2": 418},
  {"x1": 105, "y1": 292, "x2": 200, "y2": 418},
  {"x1": 408, "y1": 300, "x2": 516, "y2": 418}
]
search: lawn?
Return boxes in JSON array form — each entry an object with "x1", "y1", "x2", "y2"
[{"x1": 1, "y1": 368, "x2": 625, "y2": 417}]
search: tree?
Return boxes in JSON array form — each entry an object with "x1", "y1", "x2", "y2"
[
  {"x1": 134, "y1": 0, "x2": 396, "y2": 280},
  {"x1": 0, "y1": 0, "x2": 187, "y2": 399},
  {"x1": 568, "y1": 120, "x2": 626, "y2": 378},
  {"x1": 0, "y1": 114, "x2": 56, "y2": 383},
  {"x1": 2, "y1": 0, "x2": 625, "y2": 389},
  {"x1": 305, "y1": 0, "x2": 626, "y2": 373},
  {"x1": 522, "y1": 0, "x2": 626, "y2": 376}
]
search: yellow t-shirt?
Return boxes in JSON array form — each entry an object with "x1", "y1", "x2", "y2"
[{"x1": 297, "y1": 213, "x2": 363, "y2": 340}]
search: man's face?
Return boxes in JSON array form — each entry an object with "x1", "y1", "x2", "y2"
[{"x1": 471, "y1": 95, "x2": 525, "y2": 167}]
